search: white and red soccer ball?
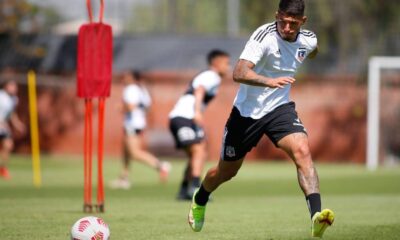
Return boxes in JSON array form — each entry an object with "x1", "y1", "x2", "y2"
[{"x1": 71, "y1": 216, "x2": 110, "y2": 240}]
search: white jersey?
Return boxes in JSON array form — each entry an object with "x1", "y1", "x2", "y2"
[
  {"x1": 123, "y1": 84, "x2": 151, "y2": 130},
  {"x1": 234, "y1": 22, "x2": 318, "y2": 119},
  {"x1": 0, "y1": 90, "x2": 17, "y2": 122},
  {"x1": 169, "y1": 70, "x2": 221, "y2": 120}
]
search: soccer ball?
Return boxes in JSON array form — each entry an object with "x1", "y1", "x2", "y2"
[{"x1": 70, "y1": 216, "x2": 110, "y2": 240}]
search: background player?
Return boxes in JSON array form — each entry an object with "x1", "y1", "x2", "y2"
[
  {"x1": 169, "y1": 50, "x2": 230, "y2": 200},
  {"x1": 0, "y1": 80, "x2": 25, "y2": 180},
  {"x1": 188, "y1": 0, "x2": 335, "y2": 237},
  {"x1": 110, "y1": 71, "x2": 171, "y2": 189}
]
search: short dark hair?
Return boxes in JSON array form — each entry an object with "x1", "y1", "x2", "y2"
[
  {"x1": 207, "y1": 49, "x2": 229, "y2": 65},
  {"x1": 131, "y1": 70, "x2": 142, "y2": 81},
  {"x1": 1, "y1": 80, "x2": 16, "y2": 89},
  {"x1": 278, "y1": 0, "x2": 305, "y2": 16}
]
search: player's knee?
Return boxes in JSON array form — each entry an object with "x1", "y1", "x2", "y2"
[
  {"x1": 131, "y1": 148, "x2": 144, "y2": 158},
  {"x1": 3, "y1": 139, "x2": 13, "y2": 151},
  {"x1": 293, "y1": 143, "x2": 311, "y2": 162},
  {"x1": 206, "y1": 167, "x2": 218, "y2": 178},
  {"x1": 191, "y1": 148, "x2": 204, "y2": 160},
  {"x1": 191, "y1": 143, "x2": 205, "y2": 155},
  {"x1": 219, "y1": 168, "x2": 239, "y2": 182}
]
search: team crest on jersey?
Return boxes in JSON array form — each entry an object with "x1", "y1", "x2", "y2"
[{"x1": 296, "y1": 47, "x2": 307, "y2": 62}]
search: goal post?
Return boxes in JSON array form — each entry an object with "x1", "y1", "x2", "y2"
[{"x1": 367, "y1": 57, "x2": 400, "y2": 170}]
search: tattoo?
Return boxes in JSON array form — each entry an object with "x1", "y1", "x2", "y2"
[
  {"x1": 297, "y1": 166, "x2": 320, "y2": 195},
  {"x1": 233, "y1": 62, "x2": 249, "y2": 81},
  {"x1": 233, "y1": 61, "x2": 269, "y2": 87},
  {"x1": 251, "y1": 78, "x2": 268, "y2": 86}
]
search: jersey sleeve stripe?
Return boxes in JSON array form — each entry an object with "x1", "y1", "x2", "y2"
[
  {"x1": 258, "y1": 30, "x2": 271, "y2": 42},
  {"x1": 253, "y1": 30, "x2": 264, "y2": 41},
  {"x1": 255, "y1": 23, "x2": 276, "y2": 42},
  {"x1": 255, "y1": 30, "x2": 266, "y2": 42},
  {"x1": 258, "y1": 27, "x2": 276, "y2": 42},
  {"x1": 300, "y1": 32, "x2": 315, "y2": 36},
  {"x1": 264, "y1": 24, "x2": 276, "y2": 33},
  {"x1": 300, "y1": 30, "x2": 316, "y2": 38},
  {"x1": 300, "y1": 32, "x2": 316, "y2": 38}
]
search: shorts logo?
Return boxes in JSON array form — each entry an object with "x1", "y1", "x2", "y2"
[
  {"x1": 225, "y1": 146, "x2": 236, "y2": 158},
  {"x1": 293, "y1": 118, "x2": 303, "y2": 126},
  {"x1": 177, "y1": 127, "x2": 196, "y2": 141},
  {"x1": 195, "y1": 126, "x2": 205, "y2": 138},
  {"x1": 293, "y1": 118, "x2": 307, "y2": 132}
]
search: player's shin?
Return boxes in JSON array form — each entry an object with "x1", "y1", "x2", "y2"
[
  {"x1": 298, "y1": 166, "x2": 321, "y2": 218},
  {"x1": 193, "y1": 166, "x2": 219, "y2": 206},
  {"x1": 188, "y1": 176, "x2": 201, "y2": 198},
  {"x1": 177, "y1": 165, "x2": 191, "y2": 199}
]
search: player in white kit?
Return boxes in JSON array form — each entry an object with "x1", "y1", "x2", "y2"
[
  {"x1": 188, "y1": 0, "x2": 335, "y2": 237},
  {"x1": 0, "y1": 81, "x2": 25, "y2": 180},
  {"x1": 110, "y1": 71, "x2": 170, "y2": 189},
  {"x1": 169, "y1": 50, "x2": 230, "y2": 200}
]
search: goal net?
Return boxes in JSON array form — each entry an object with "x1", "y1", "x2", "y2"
[{"x1": 367, "y1": 57, "x2": 400, "y2": 170}]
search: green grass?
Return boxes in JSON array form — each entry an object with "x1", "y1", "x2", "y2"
[{"x1": 0, "y1": 155, "x2": 400, "y2": 239}]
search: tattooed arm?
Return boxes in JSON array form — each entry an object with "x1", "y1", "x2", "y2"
[{"x1": 233, "y1": 59, "x2": 296, "y2": 88}]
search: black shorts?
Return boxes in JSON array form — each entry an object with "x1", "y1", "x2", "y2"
[
  {"x1": 124, "y1": 126, "x2": 144, "y2": 136},
  {"x1": 169, "y1": 117, "x2": 204, "y2": 149},
  {"x1": 0, "y1": 128, "x2": 11, "y2": 140},
  {"x1": 221, "y1": 102, "x2": 307, "y2": 161}
]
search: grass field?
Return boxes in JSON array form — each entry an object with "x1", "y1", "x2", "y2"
[{"x1": 0, "y1": 155, "x2": 400, "y2": 240}]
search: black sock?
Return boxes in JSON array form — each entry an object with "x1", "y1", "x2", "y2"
[
  {"x1": 178, "y1": 180, "x2": 188, "y2": 195},
  {"x1": 181, "y1": 180, "x2": 188, "y2": 189},
  {"x1": 191, "y1": 177, "x2": 201, "y2": 188},
  {"x1": 306, "y1": 193, "x2": 321, "y2": 218},
  {"x1": 194, "y1": 184, "x2": 211, "y2": 206}
]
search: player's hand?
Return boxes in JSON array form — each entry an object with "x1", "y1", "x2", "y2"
[
  {"x1": 193, "y1": 111, "x2": 204, "y2": 126},
  {"x1": 267, "y1": 77, "x2": 295, "y2": 88}
]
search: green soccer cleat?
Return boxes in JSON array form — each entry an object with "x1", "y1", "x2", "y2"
[
  {"x1": 188, "y1": 190, "x2": 206, "y2": 232},
  {"x1": 311, "y1": 209, "x2": 335, "y2": 238}
]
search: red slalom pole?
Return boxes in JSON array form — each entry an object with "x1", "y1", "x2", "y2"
[
  {"x1": 88, "y1": 99, "x2": 93, "y2": 209},
  {"x1": 83, "y1": 100, "x2": 88, "y2": 211},
  {"x1": 83, "y1": 99, "x2": 93, "y2": 213},
  {"x1": 83, "y1": 99, "x2": 89, "y2": 212},
  {"x1": 97, "y1": 98, "x2": 105, "y2": 212}
]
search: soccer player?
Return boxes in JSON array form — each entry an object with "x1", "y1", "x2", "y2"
[
  {"x1": 0, "y1": 80, "x2": 25, "y2": 180},
  {"x1": 169, "y1": 50, "x2": 230, "y2": 200},
  {"x1": 188, "y1": 0, "x2": 335, "y2": 237},
  {"x1": 110, "y1": 71, "x2": 171, "y2": 189}
]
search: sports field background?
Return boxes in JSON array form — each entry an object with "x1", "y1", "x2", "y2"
[{"x1": 0, "y1": 155, "x2": 399, "y2": 240}]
